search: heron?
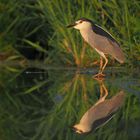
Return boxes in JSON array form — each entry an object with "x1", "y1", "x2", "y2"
[
  {"x1": 67, "y1": 18, "x2": 125, "y2": 77},
  {"x1": 72, "y1": 80, "x2": 125, "y2": 134}
]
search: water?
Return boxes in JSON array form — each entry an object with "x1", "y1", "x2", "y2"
[{"x1": 0, "y1": 66, "x2": 140, "y2": 140}]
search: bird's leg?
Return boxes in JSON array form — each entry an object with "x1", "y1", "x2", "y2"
[
  {"x1": 102, "y1": 82, "x2": 108, "y2": 98},
  {"x1": 100, "y1": 83, "x2": 103, "y2": 98},
  {"x1": 99, "y1": 56, "x2": 103, "y2": 73},
  {"x1": 94, "y1": 85, "x2": 103, "y2": 106},
  {"x1": 94, "y1": 79, "x2": 108, "y2": 106},
  {"x1": 100, "y1": 56, "x2": 108, "y2": 74},
  {"x1": 95, "y1": 82, "x2": 108, "y2": 104},
  {"x1": 93, "y1": 57, "x2": 105, "y2": 79}
]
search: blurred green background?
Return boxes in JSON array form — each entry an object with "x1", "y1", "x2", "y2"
[
  {"x1": 0, "y1": 1, "x2": 140, "y2": 140},
  {"x1": 0, "y1": 0, "x2": 139, "y2": 67}
]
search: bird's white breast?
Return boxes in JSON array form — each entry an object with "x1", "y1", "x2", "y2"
[
  {"x1": 80, "y1": 28, "x2": 99, "y2": 51},
  {"x1": 80, "y1": 28, "x2": 110, "y2": 55},
  {"x1": 80, "y1": 28, "x2": 94, "y2": 43}
]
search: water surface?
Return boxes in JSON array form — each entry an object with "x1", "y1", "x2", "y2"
[{"x1": 0, "y1": 66, "x2": 140, "y2": 140}]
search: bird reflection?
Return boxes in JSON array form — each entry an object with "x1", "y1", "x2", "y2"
[{"x1": 72, "y1": 79, "x2": 125, "y2": 134}]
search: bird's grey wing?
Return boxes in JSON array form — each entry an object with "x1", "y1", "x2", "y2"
[
  {"x1": 92, "y1": 24, "x2": 125, "y2": 63},
  {"x1": 107, "y1": 90, "x2": 125, "y2": 114},
  {"x1": 92, "y1": 23, "x2": 119, "y2": 46},
  {"x1": 92, "y1": 112, "x2": 116, "y2": 131},
  {"x1": 107, "y1": 39, "x2": 125, "y2": 63},
  {"x1": 79, "y1": 101, "x2": 111, "y2": 124}
]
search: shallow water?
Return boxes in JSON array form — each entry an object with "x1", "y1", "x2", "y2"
[{"x1": 0, "y1": 66, "x2": 140, "y2": 140}]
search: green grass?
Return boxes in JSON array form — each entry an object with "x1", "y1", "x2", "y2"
[{"x1": 0, "y1": 0, "x2": 140, "y2": 66}]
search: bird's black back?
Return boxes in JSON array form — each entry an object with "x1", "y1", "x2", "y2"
[
  {"x1": 78, "y1": 18, "x2": 119, "y2": 45},
  {"x1": 92, "y1": 23, "x2": 120, "y2": 46}
]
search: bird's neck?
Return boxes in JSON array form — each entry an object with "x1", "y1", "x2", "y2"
[{"x1": 80, "y1": 27, "x2": 94, "y2": 43}]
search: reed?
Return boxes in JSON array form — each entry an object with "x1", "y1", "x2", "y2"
[{"x1": 0, "y1": 0, "x2": 139, "y2": 66}]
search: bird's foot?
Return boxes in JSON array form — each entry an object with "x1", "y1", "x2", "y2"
[{"x1": 93, "y1": 73, "x2": 105, "y2": 80}]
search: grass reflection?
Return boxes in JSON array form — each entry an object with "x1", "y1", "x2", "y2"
[{"x1": 0, "y1": 68, "x2": 140, "y2": 140}]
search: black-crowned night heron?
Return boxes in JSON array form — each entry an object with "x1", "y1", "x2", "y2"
[
  {"x1": 67, "y1": 18, "x2": 125, "y2": 77},
  {"x1": 72, "y1": 90, "x2": 125, "y2": 134}
]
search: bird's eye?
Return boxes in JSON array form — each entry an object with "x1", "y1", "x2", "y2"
[{"x1": 79, "y1": 21, "x2": 83, "y2": 23}]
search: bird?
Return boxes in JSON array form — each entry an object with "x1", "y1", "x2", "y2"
[
  {"x1": 67, "y1": 18, "x2": 125, "y2": 77},
  {"x1": 72, "y1": 90, "x2": 125, "y2": 134}
]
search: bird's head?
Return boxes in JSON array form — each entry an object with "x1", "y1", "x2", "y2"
[
  {"x1": 67, "y1": 18, "x2": 93, "y2": 30},
  {"x1": 72, "y1": 123, "x2": 91, "y2": 134}
]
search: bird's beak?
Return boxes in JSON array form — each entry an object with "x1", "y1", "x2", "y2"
[{"x1": 66, "y1": 23, "x2": 76, "y2": 28}]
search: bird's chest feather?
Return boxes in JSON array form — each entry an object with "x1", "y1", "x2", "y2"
[
  {"x1": 80, "y1": 29, "x2": 94, "y2": 43},
  {"x1": 80, "y1": 29, "x2": 109, "y2": 53},
  {"x1": 80, "y1": 30, "x2": 100, "y2": 47}
]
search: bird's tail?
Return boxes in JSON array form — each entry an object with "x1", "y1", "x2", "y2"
[
  {"x1": 111, "y1": 44, "x2": 125, "y2": 63},
  {"x1": 108, "y1": 39, "x2": 125, "y2": 63},
  {"x1": 114, "y1": 48, "x2": 125, "y2": 64},
  {"x1": 111, "y1": 91, "x2": 125, "y2": 108}
]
